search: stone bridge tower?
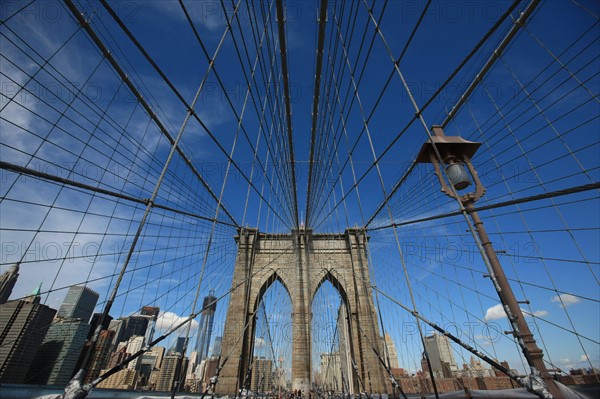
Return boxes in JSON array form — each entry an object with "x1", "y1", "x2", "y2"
[{"x1": 216, "y1": 228, "x2": 388, "y2": 395}]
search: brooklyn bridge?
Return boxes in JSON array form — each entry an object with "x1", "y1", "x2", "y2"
[{"x1": 0, "y1": 1, "x2": 598, "y2": 399}]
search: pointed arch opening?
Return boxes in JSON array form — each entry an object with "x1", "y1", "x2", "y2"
[
  {"x1": 246, "y1": 272, "x2": 292, "y2": 394},
  {"x1": 311, "y1": 273, "x2": 354, "y2": 395}
]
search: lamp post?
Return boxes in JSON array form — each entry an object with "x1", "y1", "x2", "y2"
[{"x1": 416, "y1": 126, "x2": 562, "y2": 399}]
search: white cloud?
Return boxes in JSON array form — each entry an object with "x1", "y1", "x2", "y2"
[
  {"x1": 1, "y1": 182, "x2": 124, "y2": 309},
  {"x1": 557, "y1": 354, "x2": 593, "y2": 371},
  {"x1": 474, "y1": 334, "x2": 494, "y2": 346},
  {"x1": 254, "y1": 336, "x2": 266, "y2": 349},
  {"x1": 558, "y1": 357, "x2": 575, "y2": 370},
  {"x1": 484, "y1": 304, "x2": 506, "y2": 321},
  {"x1": 156, "y1": 311, "x2": 199, "y2": 333},
  {"x1": 523, "y1": 309, "x2": 549, "y2": 318},
  {"x1": 551, "y1": 294, "x2": 581, "y2": 307},
  {"x1": 484, "y1": 304, "x2": 548, "y2": 321}
]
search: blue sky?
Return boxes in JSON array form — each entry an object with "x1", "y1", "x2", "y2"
[{"x1": 0, "y1": 0, "x2": 598, "y2": 381}]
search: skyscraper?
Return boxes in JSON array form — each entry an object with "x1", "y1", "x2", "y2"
[
  {"x1": 27, "y1": 285, "x2": 98, "y2": 385},
  {"x1": 195, "y1": 292, "x2": 217, "y2": 362},
  {"x1": 423, "y1": 333, "x2": 458, "y2": 377},
  {"x1": 251, "y1": 357, "x2": 273, "y2": 393},
  {"x1": 27, "y1": 319, "x2": 90, "y2": 385},
  {"x1": 211, "y1": 336, "x2": 222, "y2": 357},
  {"x1": 0, "y1": 288, "x2": 57, "y2": 383},
  {"x1": 0, "y1": 263, "x2": 19, "y2": 304},
  {"x1": 170, "y1": 336, "x2": 187, "y2": 356},
  {"x1": 384, "y1": 333, "x2": 399, "y2": 368},
  {"x1": 83, "y1": 329, "x2": 115, "y2": 384},
  {"x1": 141, "y1": 306, "x2": 160, "y2": 317},
  {"x1": 186, "y1": 351, "x2": 199, "y2": 380},
  {"x1": 108, "y1": 315, "x2": 150, "y2": 346},
  {"x1": 57, "y1": 285, "x2": 99, "y2": 322},
  {"x1": 107, "y1": 341, "x2": 128, "y2": 369},
  {"x1": 126, "y1": 335, "x2": 145, "y2": 370},
  {"x1": 337, "y1": 304, "x2": 353, "y2": 393},
  {"x1": 120, "y1": 316, "x2": 149, "y2": 344},
  {"x1": 139, "y1": 346, "x2": 164, "y2": 388},
  {"x1": 87, "y1": 312, "x2": 113, "y2": 340},
  {"x1": 141, "y1": 306, "x2": 160, "y2": 344},
  {"x1": 108, "y1": 318, "x2": 125, "y2": 345},
  {"x1": 155, "y1": 354, "x2": 188, "y2": 391},
  {"x1": 96, "y1": 368, "x2": 137, "y2": 389},
  {"x1": 197, "y1": 356, "x2": 219, "y2": 392},
  {"x1": 187, "y1": 292, "x2": 217, "y2": 383},
  {"x1": 320, "y1": 353, "x2": 342, "y2": 392}
]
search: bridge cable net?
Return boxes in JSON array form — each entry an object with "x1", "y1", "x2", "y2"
[
  {"x1": 304, "y1": 1, "x2": 598, "y2": 397},
  {"x1": 0, "y1": 0, "x2": 598, "y2": 398}
]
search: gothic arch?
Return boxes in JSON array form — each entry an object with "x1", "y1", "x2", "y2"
[
  {"x1": 217, "y1": 228, "x2": 388, "y2": 395},
  {"x1": 311, "y1": 269, "x2": 357, "y2": 393},
  {"x1": 253, "y1": 270, "x2": 293, "y2": 312},
  {"x1": 311, "y1": 269, "x2": 350, "y2": 309}
]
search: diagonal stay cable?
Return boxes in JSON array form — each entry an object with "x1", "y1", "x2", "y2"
[
  {"x1": 327, "y1": 250, "x2": 552, "y2": 399},
  {"x1": 171, "y1": 2, "x2": 270, "y2": 391},
  {"x1": 226, "y1": 0, "x2": 297, "y2": 227},
  {"x1": 369, "y1": 182, "x2": 600, "y2": 231},
  {"x1": 62, "y1": 0, "x2": 241, "y2": 379},
  {"x1": 63, "y1": 0, "x2": 238, "y2": 227},
  {"x1": 306, "y1": 0, "x2": 329, "y2": 227},
  {"x1": 62, "y1": 228, "x2": 295, "y2": 397},
  {"x1": 99, "y1": 0, "x2": 290, "y2": 229},
  {"x1": 182, "y1": 0, "x2": 296, "y2": 228},
  {"x1": 0, "y1": 160, "x2": 237, "y2": 228},
  {"x1": 365, "y1": 0, "x2": 538, "y2": 228},
  {"x1": 83, "y1": 251, "x2": 292, "y2": 395},
  {"x1": 440, "y1": 0, "x2": 541, "y2": 127},
  {"x1": 252, "y1": 0, "x2": 298, "y2": 227},
  {"x1": 275, "y1": 0, "x2": 299, "y2": 228},
  {"x1": 318, "y1": 0, "x2": 524, "y2": 229}
]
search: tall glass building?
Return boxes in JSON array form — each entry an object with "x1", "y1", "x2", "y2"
[
  {"x1": 57, "y1": 285, "x2": 99, "y2": 322},
  {"x1": 27, "y1": 319, "x2": 90, "y2": 385},
  {"x1": 195, "y1": 292, "x2": 217, "y2": 362}
]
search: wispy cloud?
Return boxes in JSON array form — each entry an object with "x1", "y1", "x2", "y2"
[
  {"x1": 526, "y1": 309, "x2": 548, "y2": 317},
  {"x1": 484, "y1": 303, "x2": 548, "y2": 321},
  {"x1": 557, "y1": 354, "x2": 595, "y2": 371},
  {"x1": 474, "y1": 334, "x2": 494, "y2": 346},
  {"x1": 551, "y1": 293, "x2": 581, "y2": 307}
]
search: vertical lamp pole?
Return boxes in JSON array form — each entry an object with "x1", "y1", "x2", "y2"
[{"x1": 416, "y1": 126, "x2": 562, "y2": 399}]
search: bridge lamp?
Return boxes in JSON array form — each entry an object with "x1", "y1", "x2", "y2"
[
  {"x1": 415, "y1": 125, "x2": 563, "y2": 399},
  {"x1": 415, "y1": 125, "x2": 484, "y2": 204}
]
